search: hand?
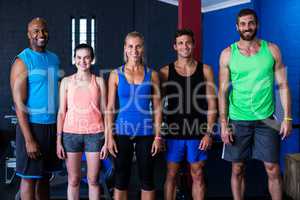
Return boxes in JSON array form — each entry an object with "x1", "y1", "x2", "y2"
[
  {"x1": 108, "y1": 137, "x2": 118, "y2": 158},
  {"x1": 221, "y1": 124, "x2": 234, "y2": 145},
  {"x1": 56, "y1": 142, "x2": 66, "y2": 160},
  {"x1": 100, "y1": 145, "x2": 108, "y2": 159},
  {"x1": 25, "y1": 139, "x2": 41, "y2": 160},
  {"x1": 199, "y1": 135, "x2": 213, "y2": 151},
  {"x1": 151, "y1": 139, "x2": 161, "y2": 156},
  {"x1": 280, "y1": 120, "x2": 292, "y2": 140}
]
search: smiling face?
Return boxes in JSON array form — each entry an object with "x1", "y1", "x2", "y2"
[
  {"x1": 124, "y1": 36, "x2": 144, "y2": 63},
  {"x1": 174, "y1": 34, "x2": 194, "y2": 59},
  {"x1": 237, "y1": 14, "x2": 258, "y2": 41},
  {"x1": 74, "y1": 48, "x2": 93, "y2": 72},
  {"x1": 27, "y1": 18, "x2": 48, "y2": 51}
]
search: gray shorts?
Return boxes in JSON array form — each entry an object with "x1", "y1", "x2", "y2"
[
  {"x1": 62, "y1": 132, "x2": 104, "y2": 152},
  {"x1": 222, "y1": 116, "x2": 281, "y2": 163}
]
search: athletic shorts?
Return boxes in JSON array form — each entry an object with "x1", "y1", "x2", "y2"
[
  {"x1": 166, "y1": 139, "x2": 207, "y2": 164},
  {"x1": 222, "y1": 116, "x2": 281, "y2": 163},
  {"x1": 62, "y1": 132, "x2": 104, "y2": 152},
  {"x1": 113, "y1": 135, "x2": 155, "y2": 191},
  {"x1": 16, "y1": 123, "x2": 62, "y2": 179}
]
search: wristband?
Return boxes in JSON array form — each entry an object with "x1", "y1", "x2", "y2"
[
  {"x1": 284, "y1": 117, "x2": 293, "y2": 121},
  {"x1": 155, "y1": 136, "x2": 162, "y2": 140}
]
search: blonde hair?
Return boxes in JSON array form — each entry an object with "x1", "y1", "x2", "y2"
[{"x1": 123, "y1": 31, "x2": 145, "y2": 64}]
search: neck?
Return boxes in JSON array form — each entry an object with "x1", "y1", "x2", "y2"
[
  {"x1": 76, "y1": 70, "x2": 91, "y2": 80},
  {"x1": 125, "y1": 61, "x2": 142, "y2": 71},
  {"x1": 30, "y1": 46, "x2": 46, "y2": 52},
  {"x1": 238, "y1": 38, "x2": 259, "y2": 48},
  {"x1": 176, "y1": 57, "x2": 195, "y2": 68}
]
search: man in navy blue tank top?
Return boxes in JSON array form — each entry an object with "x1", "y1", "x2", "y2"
[
  {"x1": 160, "y1": 29, "x2": 217, "y2": 200},
  {"x1": 10, "y1": 18, "x2": 61, "y2": 200}
]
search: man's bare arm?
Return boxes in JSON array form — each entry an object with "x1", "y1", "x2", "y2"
[
  {"x1": 270, "y1": 43, "x2": 292, "y2": 139},
  {"x1": 218, "y1": 47, "x2": 233, "y2": 144},
  {"x1": 159, "y1": 65, "x2": 169, "y2": 97},
  {"x1": 152, "y1": 70, "x2": 162, "y2": 138},
  {"x1": 10, "y1": 58, "x2": 41, "y2": 159},
  {"x1": 203, "y1": 64, "x2": 217, "y2": 134},
  {"x1": 218, "y1": 48, "x2": 231, "y2": 124}
]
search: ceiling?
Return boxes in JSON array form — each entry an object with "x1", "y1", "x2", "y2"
[{"x1": 157, "y1": 0, "x2": 251, "y2": 12}]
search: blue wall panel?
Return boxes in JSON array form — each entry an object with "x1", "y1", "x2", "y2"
[
  {"x1": 257, "y1": 0, "x2": 300, "y2": 124},
  {"x1": 255, "y1": 0, "x2": 300, "y2": 169}
]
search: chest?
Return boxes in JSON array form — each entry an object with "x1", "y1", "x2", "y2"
[
  {"x1": 123, "y1": 69, "x2": 145, "y2": 84},
  {"x1": 229, "y1": 53, "x2": 274, "y2": 78}
]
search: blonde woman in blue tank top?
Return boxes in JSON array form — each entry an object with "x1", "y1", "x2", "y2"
[{"x1": 107, "y1": 32, "x2": 163, "y2": 200}]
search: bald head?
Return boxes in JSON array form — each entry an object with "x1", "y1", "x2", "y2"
[{"x1": 27, "y1": 17, "x2": 48, "y2": 31}]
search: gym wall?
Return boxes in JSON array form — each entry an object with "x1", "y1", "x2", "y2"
[{"x1": 0, "y1": 0, "x2": 178, "y2": 133}]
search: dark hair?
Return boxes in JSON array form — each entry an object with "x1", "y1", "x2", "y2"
[
  {"x1": 236, "y1": 8, "x2": 258, "y2": 24},
  {"x1": 74, "y1": 43, "x2": 94, "y2": 60},
  {"x1": 174, "y1": 29, "x2": 195, "y2": 44}
]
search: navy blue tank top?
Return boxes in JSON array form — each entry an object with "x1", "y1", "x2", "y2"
[{"x1": 115, "y1": 66, "x2": 153, "y2": 136}]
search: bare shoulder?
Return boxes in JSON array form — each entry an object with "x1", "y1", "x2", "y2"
[
  {"x1": 10, "y1": 58, "x2": 27, "y2": 88},
  {"x1": 203, "y1": 64, "x2": 214, "y2": 80},
  {"x1": 109, "y1": 69, "x2": 118, "y2": 77},
  {"x1": 11, "y1": 58, "x2": 26, "y2": 73},
  {"x1": 267, "y1": 42, "x2": 280, "y2": 51},
  {"x1": 96, "y1": 76, "x2": 105, "y2": 84},
  {"x1": 203, "y1": 64, "x2": 213, "y2": 74},
  {"x1": 60, "y1": 76, "x2": 72, "y2": 87},
  {"x1": 108, "y1": 69, "x2": 119, "y2": 80},
  {"x1": 220, "y1": 46, "x2": 231, "y2": 58},
  {"x1": 219, "y1": 46, "x2": 231, "y2": 67},
  {"x1": 267, "y1": 42, "x2": 281, "y2": 58},
  {"x1": 12, "y1": 57, "x2": 25, "y2": 66},
  {"x1": 160, "y1": 65, "x2": 169, "y2": 73},
  {"x1": 63, "y1": 74, "x2": 74, "y2": 82},
  {"x1": 159, "y1": 64, "x2": 169, "y2": 81},
  {"x1": 151, "y1": 69, "x2": 159, "y2": 81},
  {"x1": 108, "y1": 69, "x2": 119, "y2": 86}
]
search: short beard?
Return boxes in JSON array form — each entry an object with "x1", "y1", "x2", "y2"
[{"x1": 239, "y1": 29, "x2": 257, "y2": 41}]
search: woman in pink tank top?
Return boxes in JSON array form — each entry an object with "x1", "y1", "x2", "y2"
[{"x1": 56, "y1": 44, "x2": 107, "y2": 200}]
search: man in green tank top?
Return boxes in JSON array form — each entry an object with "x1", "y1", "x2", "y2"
[{"x1": 218, "y1": 8, "x2": 292, "y2": 200}]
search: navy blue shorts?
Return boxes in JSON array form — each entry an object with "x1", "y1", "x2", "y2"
[
  {"x1": 222, "y1": 116, "x2": 281, "y2": 163},
  {"x1": 16, "y1": 123, "x2": 62, "y2": 179}
]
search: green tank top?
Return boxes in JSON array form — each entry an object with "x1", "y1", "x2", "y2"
[{"x1": 229, "y1": 40, "x2": 275, "y2": 120}]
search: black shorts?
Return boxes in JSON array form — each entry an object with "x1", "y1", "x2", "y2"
[
  {"x1": 114, "y1": 135, "x2": 155, "y2": 191},
  {"x1": 16, "y1": 123, "x2": 62, "y2": 179},
  {"x1": 62, "y1": 132, "x2": 104, "y2": 152},
  {"x1": 222, "y1": 116, "x2": 281, "y2": 163}
]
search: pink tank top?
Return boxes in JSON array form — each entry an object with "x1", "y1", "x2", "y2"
[{"x1": 63, "y1": 74, "x2": 104, "y2": 134}]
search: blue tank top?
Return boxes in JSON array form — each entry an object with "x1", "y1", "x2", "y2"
[
  {"x1": 115, "y1": 65, "x2": 153, "y2": 136},
  {"x1": 17, "y1": 48, "x2": 60, "y2": 124}
]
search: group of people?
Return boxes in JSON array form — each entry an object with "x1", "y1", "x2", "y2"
[{"x1": 10, "y1": 8, "x2": 292, "y2": 200}]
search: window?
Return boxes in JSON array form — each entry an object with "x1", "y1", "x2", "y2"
[{"x1": 71, "y1": 17, "x2": 96, "y2": 64}]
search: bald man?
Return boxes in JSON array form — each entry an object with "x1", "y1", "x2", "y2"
[{"x1": 10, "y1": 17, "x2": 61, "y2": 200}]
